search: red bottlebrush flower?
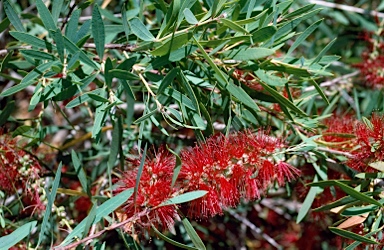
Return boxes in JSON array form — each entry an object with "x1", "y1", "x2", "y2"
[
  {"x1": 275, "y1": 161, "x2": 301, "y2": 186},
  {"x1": 0, "y1": 131, "x2": 44, "y2": 215},
  {"x1": 347, "y1": 113, "x2": 384, "y2": 172},
  {"x1": 354, "y1": 31, "x2": 384, "y2": 88},
  {"x1": 115, "y1": 147, "x2": 179, "y2": 233},
  {"x1": 115, "y1": 130, "x2": 300, "y2": 231},
  {"x1": 179, "y1": 130, "x2": 300, "y2": 218},
  {"x1": 322, "y1": 115, "x2": 356, "y2": 146}
]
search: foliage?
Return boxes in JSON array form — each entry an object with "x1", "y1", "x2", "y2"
[{"x1": 0, "y1": 0, "x2": 384, "y2": 249}]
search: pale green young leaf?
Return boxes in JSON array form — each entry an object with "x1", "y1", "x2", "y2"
[
  {"x1": 184, "y1": 8, "x2": 198, "y2": 25},
  {"x1": 129, "y1": 17, "x2": 155, "y2": 41}
]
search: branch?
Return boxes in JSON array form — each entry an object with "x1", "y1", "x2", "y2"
[
  {"x1": 308, "y1": 0, "x2": 384, "y2": 18},
  {"x1": 54, "y1": 209, "x2": 149, "y2": 250},
  {"x1": 304, "y1": 70, "x2": 360, "y2": 92},
  {"x1": 317, "y1": 147, "x2": 354, "y2": 158}
]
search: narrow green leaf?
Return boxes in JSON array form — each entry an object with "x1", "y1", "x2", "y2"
[
  {"x1": 0, "y1": 17, "x2": 10, "y2": 34},
  {"x1": 226, "y1": 81, "x2": 260, "y2": 112},
  {"x1": 284, "y1": 4, "x2": 316, "y2": 19},
  {"x1": 184, "y1": 8, "x2": 198, "y2": 25},
  {"x1": 122, "y1": 4, "x2": 131, "y2": 41},
  {"x1": 65, "y1": 9, "x2": 80, "y2": 42},
  {"x1": 0, "y1": 221, "x2": 37, "y2": 249},
  {"x1": 129, "y1": 17, "x2": 155, "y2": 41},
  {"x1": 151, "y1": 32, "x2": 193, "y2": 56},
  {"x1": 92, "y1": 4, "x2": 105, "y2": 59},
  {"x1": 178, "y1": 70, "x2": 200, "y2": 114},
  {"x1": 0, "y1": 101, "x2": 15, "y2": 127},
  {"x1": 221, "y1": 18, "x2": 249, "y2": 34},
  {"x1": 329, "y1": 227, "x2": 378, "y2": 244},
  {"x1": 309, "y1": 79, "x2": 329, "y2": 104},
  {"x1": 63, "y1": 36, "x2": 99, "y2": 69},
  {"x1": 88, "y1": 93, "x2": 110, "y2": 103},
  {"x1": 158, "y1": 68, "x2": 178, "y2": 94},
  {"x1": 160, "y1": 191, "x2": 208, "y2": 207},
  {"x1": 345, "y1": 230, "x2": 381, "y2": 250},
  {"x1": 176, "y1": 0, "x2": 197, "y2": 27},
  {"x1": 355, "y1": 172, "x2": 384, "y2": 179},
  {"x1": 12, "y1": 125, "x2": 31, "y2": 137},
  {"x1": 71, "y1": 151, "x2": 89, "y2": 195},
  {"x1": 296, "y1": 184, "x2": 320, "y2": 223},
  {"x1": 134, "y1": 144, "x2": 147, "y2": 206},
  {"x1": 0, "y1": 50, "x2": 13, "y2": 72},
  {"x1": 59, "y1": 189, "x2": 133, "y2": 246},
  {"x1": 51, "y1": 29, "x2": 65, "y2": 62},
  {"x1": 82, "y1": 203, "x2": 96, "y2": 238},
  {"x1": 38, "y1": 162, "x2": 63, "y2": 247},
  {"x1": 153, "y1": 226, "x2": 198, "y2": 249},
  {"x1": 310, "y1": 38, "x2": 337, "y2": 66},
  {"x1": 308, "y1": 180, "x2": 382, "y2": 207},
  {"x1": 192, "y1": 37, "x2": 227, "y2": 86},
  {"x1": 36, "y1": 0, "x2": 57, "y2": 32},
  {"x1": 134, "y1": 109, "x2": 157, "y2": 124},
  {"x1": 169, "y1": 45, "x2": 198, "y2": 62},
  {"x1": 4, "y1": 0, "x2": 25, "y2": 32},
  {"x1": 109, "y1": 69, "x2": 140, "y2": 80},
  {"x1": 28, "y1": 82, "x2": 42, "y2": 111},
  {"x1": 286, "y1": 19, "x2": 322, "y2": 57},
  {"x1": 182, "y1": 217, "x2": 206, "y2": 250},
  {"x1": 256, "y1": 78, "x2": 307, "y2": 117},
  {"x1": 225, "y1": 48, "x2": 275, "y2": 61},
  {"x1": 65, "y1": 89, "x2": 103, "y2": 108},
  {"x1": 1, "y1": 61, "x2": 59, "y2": 97},
  {"x1": 150, "y1": 115, "x2": 169, "y2": 136},
  {"x1": 252, "y1": 26, "x2": 277, "y2": 43},
  {"x1": 10, "y1": 32, "x2": 55, "y2": 50},
  {"x1": 161, "y1": 88, "x2": 196, "y2": 111},
  {"x1": 20, "y1": 49, "x2": 56, "y2": 61},
  {"x1": 92, "y1": 102, "x2": 108, "y2": 139},
  {"x1": 52, "y1": 0, "x2": 64, "y2": 24},
  {"x1": 107, "y1": 121, "x2": 122, "y2": 171}
]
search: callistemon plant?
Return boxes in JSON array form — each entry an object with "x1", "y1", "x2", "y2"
[
  {"x1": 3, "y1": 0, "x2": 384, "y2": 249},
  {"x1": 115, "y1": 130, "x2": 300, "y2": 233}
]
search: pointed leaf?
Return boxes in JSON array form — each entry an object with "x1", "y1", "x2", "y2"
[
  {"x1": 160, "y1": 191, "x2": 208, "y2": 207},
  {"x1": 0, "y1": 221, "x2": 37, "y2": 249},
  {"x1": 36, "y1": 0, "x2": 57, "y2": 32},
  {"x1": 4, "y1": 0, "x2": 25, "y2": 32},
  {"x1": 329, "y1": 227, "x2": 378, "y2": 244},
  {"x1": 92, "y1": 4, "x2": 105, "y2": 59},
  {"x1": 129, "y1": 17, "x2": 155, "y2": 41},
  {"x1": 184, "y1": 8, "x2": 198, "y2": 25}
]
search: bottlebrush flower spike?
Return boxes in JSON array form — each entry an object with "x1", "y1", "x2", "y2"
[
  {"x1": 347, "y1": 113, "x2": 384, "y2": 172},
  {"x1": 0, "y1": 131, "x2": 44, "y2": 214},
  {"x1": 354, "y1": 31, "x2": 384, "y2": 88},
  {"x1": 115, "y1": 147, "x2": 179, "y2": 233},
  {"x1": 179, "y1": 130, "x2": 300, "y2": 218},
  {"x1": 321, "y1": 114, "x2": 357, "y2": 150},
  {"x1": 116, "y1": 130, "x2": 300, "y2": 232}
]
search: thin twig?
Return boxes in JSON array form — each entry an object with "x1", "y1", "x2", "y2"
[
  {"x1": 317, "y1": 147, "x2": 354, "y2": 158},
  {"x1": 304, "y1": 70, "x2": 360, "y2": 92},
  {"x1": 308, "y1": 0, "x2": 384, "y2": 18},
  {"x1": 54, "y1": 209, "x2": 149, "y2": 250},
  {"x1": 226, "y1": 208, "x2": 282, "y2": 250}
]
